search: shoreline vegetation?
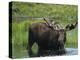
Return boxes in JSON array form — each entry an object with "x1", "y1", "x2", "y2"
[{"x1": 10, "y1": 2, "x2": 78, "y2": 58}]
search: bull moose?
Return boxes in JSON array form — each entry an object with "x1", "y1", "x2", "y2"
[{"x1": 27, "y1": 18, "x2": 77, "y2": 57}]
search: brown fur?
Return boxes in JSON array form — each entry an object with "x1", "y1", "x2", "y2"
[{"x1": 27, "y1": 21, "x2": 77, "y2": 57}]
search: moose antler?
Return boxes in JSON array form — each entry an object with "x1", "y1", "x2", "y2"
[
  {"x1": 43, "y1": 17, "x2": 61, "y2": 30},
  {"x1": 43, "y1": 17, "x2": 56, "y2": 30},
  {"x1": 65, "y1": 22, "x2": 78, "y2": 31},
  {"x1": 43, "y1": 17, "x2": 52, "y2": 27}
]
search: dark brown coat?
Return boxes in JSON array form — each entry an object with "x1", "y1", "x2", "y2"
[{"x1": 28, "y1": 19, "x2": 77, "y2": 57}]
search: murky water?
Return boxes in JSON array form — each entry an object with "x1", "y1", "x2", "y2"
[
  {"x1": 65, "y1": 48, "x2": 78, "y2": 55},
  {"x1": 13, "y1": 48, "x2": 78, "y2": 58}
]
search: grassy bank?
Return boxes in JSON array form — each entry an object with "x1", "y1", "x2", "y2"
[
  {"x1": 11, "y1": 20, "x2": 78, "y2": 58},
  {"x1": 10, "y1": 2, "x2": 78, "y2": 58}
]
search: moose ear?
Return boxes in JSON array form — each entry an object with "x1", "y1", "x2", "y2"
[{"x1": 65, "y1": 22, "x2": 78, "y2": 31}]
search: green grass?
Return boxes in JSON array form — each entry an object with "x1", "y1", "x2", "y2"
[
  {"x1": 10, "y1": 2, "x2": 78, "y2": 58},
  {"x1": 11, "y1": 20, "x2": 78, "y2": 58},
  {"x1": 65, "y1": 28, "x2": 78, "y2": 48},
  {"x1": 12, "y1": 20, "x2": 43, "y2": 58}
]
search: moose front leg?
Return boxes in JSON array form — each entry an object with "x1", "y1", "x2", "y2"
[
  {"x1": 58, "y1": 42, "x2": 66, "y2": 55},
  {"x1": 28, "y1": 43, "x2": 33, "y2": 57},
  {"x1": 37, "y1": 47, "x2": 43, "y2": 57},
  {"x1": 37, "y1": 47, "x2": 49, "y2": 57}
]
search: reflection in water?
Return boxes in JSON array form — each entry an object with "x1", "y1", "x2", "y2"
[
  {"x1": 65, "y1": 48, "x2": 78, "y2": 55},
  {"x1": 13, "y1": 48, "x2": 78, "y2": 58}
]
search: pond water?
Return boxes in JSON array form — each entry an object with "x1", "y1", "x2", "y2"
[
  {"x1": 12, "y1": 48, "x2": 78, "y2": 58},
  {"x1": 65, "y1": 48, "x2": 78, "y2": 55}
]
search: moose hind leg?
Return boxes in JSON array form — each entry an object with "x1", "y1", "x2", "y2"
[
  {"x1": 28, "y1": 35, "x2": 35, "y2": 57},
  {"x1": 28, "y1": 29, "x2": 36, "y2": 57},
  {"x1": 28, "y1": 43, "x2": 33, "y2": 57}
]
